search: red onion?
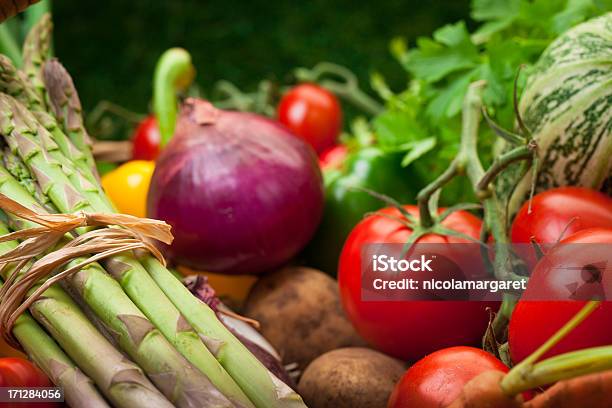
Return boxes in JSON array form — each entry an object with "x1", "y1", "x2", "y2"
[{"x1": 147, "y1": 98, "x2": 324, "y2": 274}]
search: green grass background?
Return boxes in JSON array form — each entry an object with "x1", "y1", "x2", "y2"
[{"x1": 53, "y1": 0, "x2": 469, "y2": 117}]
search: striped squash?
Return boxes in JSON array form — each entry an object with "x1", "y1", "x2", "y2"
[{"x1": 499, "y1": 12, "x2": 612, "y2": 216}]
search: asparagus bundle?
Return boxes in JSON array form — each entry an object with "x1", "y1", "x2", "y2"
[
  {"x1": 0, "y1": 211, "x2": 174, "y2": 408},
  {"x1": 0, "y1": 13, "x2": 305, "y2": 408}
]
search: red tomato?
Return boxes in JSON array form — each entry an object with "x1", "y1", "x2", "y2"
[
  {"x1": 511, "y1": 187, "x2": 612, "y2": 269},
  {"x1": 0, "y1": 358, "x2": 51, "y2": 388},
  {"x1": 338, "y1": 205, "x2": 496, "y2": 361},
  {"x1": 509, "y1": 228, "x2": 612, "y2": 364},
  {"x1": 318, "y1": 144, "x2": 348, "y2": 171},
  {"x1": 387, "y1": 346, "x2": 508, "y2": 408},
  {"x1": 0, "y1": 357, "x2": 57, "y2": 408},
  {"x1": 277, "y1": 83, "x2": 342, "y2": 153},
  {"x1": 132, "y1": 115, "x2": 161, "y2": 160}
]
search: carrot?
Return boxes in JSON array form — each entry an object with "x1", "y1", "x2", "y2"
[
  {"x1": 447, "y1": 370, "x2": 523, "y2": 408},
  {"x1": 524, "y1": 370, "x2": 612, "y2": 408},
  {"x1": 448, "y1": 369, "x2": 612, "y2": 408}
]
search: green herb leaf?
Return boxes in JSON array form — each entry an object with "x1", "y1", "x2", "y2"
[
  {"x1": 401, "y1": 137, "x2": 437, "y2": 167},
  {"x1": 404, "y1": 22, "x2": 480, "y2": 83},
  {"x1": 373, "y1": 110, "x2": 426, "y2": 147}
]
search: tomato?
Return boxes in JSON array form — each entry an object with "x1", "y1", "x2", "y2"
[
  {"x1": 0, "y1": 357, "x2": 57, "y2": 407},
  {"x1": 0, "y1": 358, "x2": 51, "y2": 387},
  {"x1": 509, "y1": 228, "x2": 612, "y2": 364},
  {"x1": 277, "y1": 83, "x2": 342, "y2": 153},
  {"x1": 318, "y1": 144, "x2": 348, "y2": 171},
  {"x1": 511, "y1": 187, "x2": 612, "y2": 269},
  {"x1": 338, "y1": 205, "x2": 496, "y2": 361},
  {"x1": 132, "y1": 116, "x2": 161, "y2": 161},
  {"x1": 388, "y1": 346, "x2": 508, "y2": 408},
  {"x1": 101, "y1": 160, "x2": 155, "y2": 218}
]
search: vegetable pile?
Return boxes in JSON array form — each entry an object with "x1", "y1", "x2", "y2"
[{"x1": 0, "y1": 1, "x2": 611, "y2": 408}]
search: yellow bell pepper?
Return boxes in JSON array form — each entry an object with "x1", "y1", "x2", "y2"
[{"x1": 101, "y1": 160, "x2": 155, "y2": 218}]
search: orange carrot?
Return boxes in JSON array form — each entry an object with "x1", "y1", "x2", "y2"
[
  {"x1": 447, "y1": 370, "x2": 523, "y2": 408},
  {"x1": 448, "y1": 369, "x2": 612, "y2": 408},
  {"x1": 524, "y1": 370, "x2": 612, "y2": 408}
]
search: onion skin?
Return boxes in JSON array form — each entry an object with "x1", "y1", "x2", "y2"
[{"x1": 148, "y1": 98, "x2": 325, "y2": 274}]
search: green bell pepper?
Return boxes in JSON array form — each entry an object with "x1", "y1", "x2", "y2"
[{"x1": 302, "y1": 146, "x2": 422, "y2": 275}]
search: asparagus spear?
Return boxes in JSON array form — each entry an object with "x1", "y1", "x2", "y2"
[
  {"x1": 1, "y1": 94, "x2": 110, "y2": 215},
  {"x1": 11, "y1": 308, "x2": 111, "y2": 408},
  {"x1": 0, "y1": 51, "x2": 100, "y2": 185},
  {"x1": 64, "y1": 260, "x2": 235, "y2": 408},
  {"x1": 17, "y1": 14, "x2": 99, "y2": 181},
  {"x1": 21, "y1": 288, "x2": 173, "y2": 408},
  {"x1": 0, "y1": 226, "x2": 172, "y2": 408},
  {"x1": 0, "y1": 55, "x2": 43, "y2": 111},
  {"x1": 0, "y1": 160, "x2": 238, "y2": 408},
  {"x1": 0, "y1": 275, "x2": 109, "y2": 408},
  {"x1": 0, "y1": 94, "x2": 252, "y2": 407},
  {"x1": 0, "y1": 56, "x2": 115, "y2": 215},
  {"x1": 143, "y1": 257, "x2": 306, "y2": 408},
  {"x1": 42, "y1": 58, "x2": 99, "y2": 178},
  {"x1": 2, "y1": 146, "x2": 55, "y2": 211},
  {"x1": 0, "y1": 57, "x2": 113, "y2": 209},
  {"x1": 22, "y1": 13, "x2": 51, "y2": 104}
]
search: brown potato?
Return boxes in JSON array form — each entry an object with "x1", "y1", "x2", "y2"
[
  {"x1": 244, "y1": 266, "x2": 366, "y2": 369},
  {"x1": 298, "y1": 347, "x2": 406, "y2": 408}
]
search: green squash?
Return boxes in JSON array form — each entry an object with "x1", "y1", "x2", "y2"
[{"x1": 499, "y1": 13, "x2": 612, "y2": 215}]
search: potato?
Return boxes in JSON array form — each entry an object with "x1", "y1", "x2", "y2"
[
  {"x1": 298, "y1": 347, "x2": 406, "y2": 408},
  {"x1": 244, "y1": 266, "x2": 366, "y2": 369}
]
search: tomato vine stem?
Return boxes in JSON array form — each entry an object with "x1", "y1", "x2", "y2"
[
  {"x1": 442, "y1": 82, "x2": 611, "y2": 395},
  {"x1": 477, "y1": 145, "x2": 534, "y2": 194},
  {"x1": 415, "y1": 80, "x2": 535, "y2": 344}
]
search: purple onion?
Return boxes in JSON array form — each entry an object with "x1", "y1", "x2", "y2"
[{"x1": 147, "y1": 98, "x2": 324, "y2": 274}]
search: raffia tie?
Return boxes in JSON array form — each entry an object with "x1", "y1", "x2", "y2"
[{"x1": 0, "y1": 193, "x2": 173, "y2": 347}]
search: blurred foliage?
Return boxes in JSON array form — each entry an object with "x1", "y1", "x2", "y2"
[
  {"x1": 52, "y1": 0, "x2": 470, "y2": 115},
  {"x1": 360, "y1": 0, "x2": 611, "y2": 205}
]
